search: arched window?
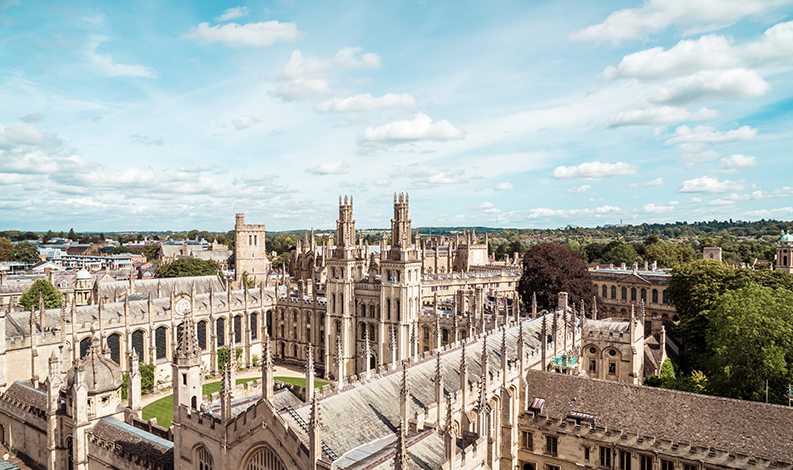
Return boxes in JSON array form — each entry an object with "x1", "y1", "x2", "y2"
[
  {"x1": 251, "y1": 313, "x2": 258, "y2": 341},
  {"x1": 107, "y1": 333, "x2": 120, "y2": 364},
  {"x1": 621, "y1": 287, "x2": 627, "y2": 300},
  {"x1": 292, "y1": 345, "x2": 298, "y2": 357},
  {"x1": 641, "y1": 288, "x2": 647, "y2": 302},
  {"x1": 197, "y1": 321, "x2": 207, "y2": 350},
  {"x1": 197, "y1": 446, "x2": 213, "y2": 470},
  {"x1": 652, "y1": 289, "x2": 658, "y2": 304},
  {"x1": 245, "y1": 446, "x2": 285, "y2": 470},
  {"x1": 396, "y1": 299, "x2": 401, "y2": 321},
  {"x1": 630, "y1": 288, "x2": 637, "y2": 302},
  {"x1": 234, "y1": 316, "x2": 242, "y2": 344},
  {"x1": 662, "y1": 290, "x2": 668, "y2": 305},
  {"x1": 361, "y1": 324, "x2": 366, "y2": 340},
  {"x1": 601, "y1": 285, "x2": 607, "y2": 297},
  {"x1": 80, "y1": 337, "x2": 91, "y2": 359},
  {"x1": 785, "y1": 256, "x2": 789, "y2": 266},
  {"x1": 370, "y1": 305, "x2": 375, "y2": 318},
  {"x1": 217, "y1": 318, "x2": 225, "y2": 347},
  {"x1": 369, "y1": 324, "x2": 375, "y2": 341},
  {"x1": 331, "y1": 294, "x2": 335, "y2": 313},
  {"x1": 361, "y1": 304, "x2": 366, "y2": 317},
  {"x1": 155, "y1": 326, "x2": 167, "y2": 360},
  {"x1": 611, "y1": 286, "x2": 617, "y2": 299},
  {"x1": 266, "y1": 311, "x2": 273, "y2": 337},
  {"x1": 386, "y1": 299, "x2": 391, "y2": 320},
  {"x1": 131, "y1": 330, "x2": 144, "y2": 361}
]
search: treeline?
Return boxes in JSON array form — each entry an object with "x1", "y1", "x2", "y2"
[{"x1": 661, "y1": 260, "x2": 793, "y2": 405}]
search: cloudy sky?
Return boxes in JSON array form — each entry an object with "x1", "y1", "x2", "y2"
[{"x1": 1, "y1": 0, "x2": 792, "y2": 231}]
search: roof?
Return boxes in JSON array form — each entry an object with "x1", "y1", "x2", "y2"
[
  {"x1": 76, "y1": 268, "x2": 91, "y2": 280},
  {"x1": 92, "y1": 417, "x2": 173, "y2": 469},
  {"x1": 3, "y1": 381, "x2": 46, "y2": 412},
  {"x1": 66, "y1": 336, "x2": 123, "y2": 393},
  {"x1": 279, "y1": 317, "x2": 546, "y2": 462},
  {"x1": 524, "y1": 370, "x2": 793, "y2": 463},
  {"x1": 97, "y1": 275, "x2": 224, "y2": 301},
  {"x1": 781, "y1": 233, "x2": 793, "y2": 242}
]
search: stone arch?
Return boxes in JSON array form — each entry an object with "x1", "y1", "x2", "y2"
[
  {"x1": 242, "y1": 444, "x2": 286, "y2": 470},
  {"x1": 79, "y1": 336, "x2": 92, "y2": 359},
  {"x1": 192, "y1": 443, "x2": 214, "y2": 470},
  {"x1": 131, "y1": 330, "x2": 145, "y2": 361}
]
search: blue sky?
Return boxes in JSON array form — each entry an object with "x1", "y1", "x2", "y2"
[{"x1": 1, "y1": 0, "x2": 793, "y2": 231}]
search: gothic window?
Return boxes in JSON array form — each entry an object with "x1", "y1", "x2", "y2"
[
  {"x1": 361, "y1": 324, "x2": 366, "y2": 340},
  {"x1": 197, "y1": 446, "x2": 213, "y2": 470},
  {"x1": 80, "y1": 337, "x2": 91, "y2": 359},
  {"x1": 293, "y1": 327, "x2": 297, "y2": 339},
  {"x1": 320, "y1": 330, "x2": 324, "y2": 344},
  {"x1": 217, "y1": 318, "x2": 225, "y2": 347},
  {"x1": 370, "y1": 305, "x2": 375, "y2": 318},
  {"x1": 155, "y1": 326, "x2": 167, "y2": 360},
  {"x1": 361, "y1": 304, "x2": 366, "y2": 317},
  {"x1": 234, "y1": 316, "x2": 242, "y2": 344},
  {"x1": 386, "y1": 299, "x2": 391, "y2": 320},
  {"x1": 251, "y1": 313, "x2": 258, "y2": 341},
  {"x1": 369, "y1": 324, "x2": 375, "y2": 341},
  {"x1": 131, "y1": 330, "x2": 144, "y2": 361},
  {"x1": 107, "y1": 334, "x2": 120, "y2": 364},
  {"x1": 620, "y1": 450, "x2": 632, "y2": 470},
  {"x1": 640, "y1": 455, "x2": 653, "y2": 470},
  {"x1": 652, "y1": 289, "x2": 658, "y2": 304},
  {"x1": 641, "y1": 288, "x2": 647, "y2": 302},
  {"x1": 292, "y1": 345, "x2": 298, "y2": 357},
  {"x1": 267, "y1": 311, "x2": 273, "y2": 336},
  {"x1": 621, "y1": 287, "x2": 627, "y2": 300},
  {"x1": 280, "y1": 325, "x2": 284, "y2": 337},
  {"x1": 602, "y1": 285, "x2": 608, "y2": 297},
  {"x1": 608, "y1": 360, "x2": 616, "y2": 375},
  {"x1": 631, "y1": 288, "x2": 637, "y2": 302},
  {"x1": 293, "y1": 311, "x2": 297, "y2": 322},
  {"x1": 279, "y1": 309, "x2": 284, "y2": 321},
  {"x1": 245, "y1": 446, "x2": 286, "y2": 470},
  {"x1": 424, "y1": 327, "x2": 430, "y2": 340},
  {"x1": 600, "y1": 447, "x2": 612, "y2": 467},
  {"x1": 197, "y1": 321, "x2": 207, "y2": 350},
  {"x1": 396, "y1": 299, "x2": 401, "y2": 321}
]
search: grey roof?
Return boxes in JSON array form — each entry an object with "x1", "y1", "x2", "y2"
[
  {"x1": 525, "y1": 370, "x2": 793, "y2": 463},
  {"x1": 92, "y1": 417, "x2": 174, "y2": 469},
  {"x1": 279, "y1": 318, "x2": 545, "y2": 461},
  {"x1": 341, "y1": 429, "x2": 445, "y2": 470},
  {"x1": 3, "y1": 381, "x2": 46, "y2": 412},
  {"x1": 583, "y1": 319, "x2": 630, "y2": 335},
  {"x1": 98, "y1": 275, "x2": 225, "y2": 301}
]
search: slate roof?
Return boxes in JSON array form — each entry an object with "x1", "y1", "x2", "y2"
[
  {"x1": 3, "y1": 381, "x2": 46, "y2": 412},
  {"x1": 92, "y1": 417, "x2": 174, "y2": 469},
  {"x1": 524, "y1": 370, "x2": 793, "y2": 463},
  {"x1": 584, "y1": 319, "x2": 630, "y2": 335},
  {"x1": 279, "y1": 317, "x2": 545, "y2": 463},
  {"x1": 97, "y1": 275, "x2": 225, "y2": 301}
]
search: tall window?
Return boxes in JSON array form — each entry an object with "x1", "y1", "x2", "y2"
[
  {"x1": 155, "y1": 326, "x2": 167, "y2": 360},
  {"x1": 521, "y1": 431, "x2": 533, "y2": 450},
  {"x1": 131, "y1": 330, "x2": 144, "y2": 361},
  {"x1": 545, "y1": 436, "x2": 557, "y2": 456},
  {"x1": 217, "y1": 318, "x2": 225, "y2": 347},
  {"x1": 251, "y1": 313, "x2": 258, "y2": 341},
  {"x1": 620, "y1": 450, "x2": 631, "y2": 470},
  {"x1": 609, "y1": 360, "x2": 616, "y2": 375},
  {"x1": 197, "y1": 446, "x2": 213, "y2": 470},
  {"x1": 197, "y1": 321, "x2": 207, "y2": 350},
  {"x1": 621, "y1": 287, "x2": 627, "y2": 300},
  {"x1": 589, "y1": 359, "x2": 596, "y2": 372},
  {"x1": 600, "y1": 447, "x2": 612, "y2": 467},
  {"x1": 361, "y1": 304, "x2": 366, "y2": 317},
  {"x1": 370, "y1": 305, "x2": 375, "y2": 318},
  {"x1": 652, "y1": 289, "x2": 658, "y2": 304},
  {"x1": 641, "y1": 289, "x2": 647, "y2": 302},
  {"x1": 640, "y1": 455, "x2": 653, "y2": 470},
  {"x1": 246, "y1": 446, "x2": 286, "y2": 470},
  {"x1": 80, "y1": 337, "x2": 91, "y2": 358},
  {"x1": 631, "y1": 288, "x2": 637, "y2": 302},
  {"x1": 107, "y1": 334, "x2": 120, "y2": 364},
  {"x1": 602, "y1": 285, "x2": 608, "y2": 297},
  {"x1": 234, "y1": 316, "x2": 242, "y2": 344},
  {"x1": 611, "y1": 286, "x2": 617, "y2": 299},
  {"x1": 662, "y1": 290, "x2": 668, "y2": 305}
]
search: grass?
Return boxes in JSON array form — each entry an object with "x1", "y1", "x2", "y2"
[{"x1": 141, "y1": 376, "x2": 329, "y2": 427}]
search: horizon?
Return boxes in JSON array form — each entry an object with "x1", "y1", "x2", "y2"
[{"x1": 2, "y1": 1, "x2": 793, "y2": 231}]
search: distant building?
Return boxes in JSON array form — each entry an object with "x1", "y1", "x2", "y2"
[
  {"x1": 590, "y1": 262, "x2": 676, "y2": 320},
  {"x1": 775, "y1": 232, "x2": 793, "y2": 273},
  {"x1": 702, "y1": 246, "x2": 722, "y2": 261}
]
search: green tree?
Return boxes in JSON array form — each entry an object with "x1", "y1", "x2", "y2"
[
  {"x1": 517, "y1": 242, "x2": 595, "y2": 310},
  {"x1": 140, "y1": 363, "x2": 155, "y2": 392},
  {"x1": 0, "y1": 238, "x2": 13, "y2": 261},
  {"x1": 659, "y1": 358, "x2": 676, "y2": 386},
  {"x1": 11, "y1": 241, "x2": 40, "y2": 264},
  {"x1": 155, "y1": 258, "x2": 218, "y2": 278},
  {"x1": 19, "y1": 279, "x2": 63, "y2": 311},
  {"x1": 145, "y1": 244, "x2": 160, "y2": 262},
  {"x1": 240, "y1": 271, "x2": 255, "y2": 288},
  {"x1": 272, "y1": 252, "x2": 290, "y2": 270},
  {"x1": 606, "y1": 243, "x2": 639, "y2": 265},
  {"x1": 706, "y1": 283, "x2": 793, "y2": 404},
  {"x1": 645, "y1": 242, "x2": 697, "y2": 268},
  {"x1": 68, "y1": 228, "x2": 76, "y2": 240},
  {"x1": 108, "y1": 246, "x2": 130, "y2": 254}
]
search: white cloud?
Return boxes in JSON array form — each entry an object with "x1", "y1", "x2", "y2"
[
  {"x1": 215, "y1": 6, "x2": 249, "y2": 22},
  {"x1": 665, "y1": 124, "x2": 757, "y2": 145},
  {"x1": 305, "y1": 161, "x2": 350, "y2": 175},
  {"x1": 629, "y1": 177, "x2": 664, "y2": 188},
  {"x1": 373, "y1": 179, "x2": 391, "y2": 187},
  {"x1": 608, "y1": 104, "x2": 720, "y2": 127},
  {"x1": 479, "y1": 202, "x2": 501, "y2": 213},
  {"x1": 566, "y1": 184, "x2": 592, "y2": 194},
  {"x1": 183, "y1": 21, "x2": 304, "y2": 48},
  {"x1": 679, "y1": 176, "x2": 745, "y2": 193},
  {"x1": 0, "y1": 122, "x2": 62, "y2": 150},
  {"x1": 389, "y1": 164, "x2": 467, "y2": 188},
  {"x1": 232, "y1": 115, "x2": 260, "y2": 130},
  {"x1": 717, "y1": 154, "x2": 757, "y2": 173},
  {"x1": 130, "y1": 134, "x2": 164, "y2": 146},
  {"x1": 647, "y1": 68, "x2": 770, "y2": 105},
  {"x1": 314, "y1": 93, "x2": 417, "y2": 113},
  {"x1": 494, "y1": 182, "x2": 513, "y2": 191},
  {"x1": 742, "y1": 20, "x2": 793, "y2": 66},
  {"x1": 87, "y1": 36, "x2": 156, "y2": 78},
  {"x1": 569, "y1": 0, "x2": 789, "y2": 44},
  {"x1": 643, "y1": 203, "x2": 675, "y2": 213},
  {"x1": 272, "y1": 48, "x2": 381, "y2": 101},
  {"x1": 19, "y1": 112, "x2": 43, "y2": 123},
  {"x1": 553, "y1": 161, "x2": 638, "y2": 180},
  {"x1": 677, "y1": 150, "x2": 721, "y2": 169},
  {"x1": 526, "y1": 205, "x2": 622, "y2": 219},
  {"x1": 358, "y1": 112, "x2": 464, "y2": 144}
]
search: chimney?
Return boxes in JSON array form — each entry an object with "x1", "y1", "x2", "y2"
[{"x1": 0, "y1": 270, "x2": 6, "y2": 287}]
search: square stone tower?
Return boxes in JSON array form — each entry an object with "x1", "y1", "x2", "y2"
[{"x1": 234, "y1": 213, "x2": 269, "y2": 285}]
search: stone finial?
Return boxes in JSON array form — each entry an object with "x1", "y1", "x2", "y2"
[{"x1": 592, "y1": 296, "x2": 597, "y2": 320}]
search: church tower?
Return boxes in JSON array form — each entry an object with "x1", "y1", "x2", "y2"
[
  {"x1": 380, "y1": 193, "x2": 423, "y2": 363},
  {"x1": 172, "y1": 313, "x2": 203, "y2": 411},
  {"x1": 775, "y1": 231, "x2": 793, "y2": 273},
  {"x1": 234, "y1": 213, "x2": 269, "y2": 286},
  {"x1": 326, "y1": 196, "x2": 367, "y2": 379}
]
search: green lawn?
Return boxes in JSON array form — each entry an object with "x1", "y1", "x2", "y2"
[{"x1": 141, "y1": 376, "x2": 329, "y2": 427}]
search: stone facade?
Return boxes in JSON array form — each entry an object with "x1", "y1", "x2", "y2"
[
  {"x1": 235, "y1": 213, "x2": 270, "y2": 285},
  {"x1": 775, "y1": 232, "x2": 793, "y2": 273},
  {"x1": 590, "y1": 264, "x2": 676, "y2": 320}
]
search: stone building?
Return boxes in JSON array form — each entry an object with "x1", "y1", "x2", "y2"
[
  {"x1": 235, "y1": 213, "x2": 270, "y2": 286},
  {"x1": 775, "y1": 232, "x2": 793, "y2": 273},
  {"x1": 590, "y1": 263, "x2": 676, "y2": 320}
]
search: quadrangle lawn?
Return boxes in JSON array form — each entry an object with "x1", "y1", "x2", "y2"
[{"x1": 141, "y1": 376, "x2": 328, "y2": 427}]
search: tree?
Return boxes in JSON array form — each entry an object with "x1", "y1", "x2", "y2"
[
  {"x1": 140, "y1": 363, "x2": 155, "y2": 392},
  {"x1": 272, "y1": 252, "x2": 290, "y2": 270},
  {"x1": 108, "y1": 246, "x2": 130, "y2": 254},
  {"x1": 240, "y1": 271, "x2": 255, "y2": 288},
  {"x1": 645, "y1": 242, "x2": 697, "y2": 268},
  {"x1": 145, "y1": 244, "x2": 160, "y2": 262},
  {"x1": 68, "y1": 228, "x2": 76, "y2": 240},
  {"x1": 705, "y1": 283, "x2": 793, "y2": 404},
  {"x1": 0, "y1": 238, "x2": 12, "y2": 261},
  {"x1": 19, "y1": 279, "x2": 63, "y2": 311},
  {"x1": 606, "y1": 243, "x2": 639, "y2": 265},
  {"x1": 155, "y1": 258, "x2": 218, "y2": 278},
  {"x1": 11, "y1": 241, "x2": 40, "y2": 264},
  {"x1": 517, "y1": 242, "x2": 595, "y2": 310}
]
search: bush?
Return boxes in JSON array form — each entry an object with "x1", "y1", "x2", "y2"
[{"x1": 140, "y1": 363, "x2": 155, "y2": 393}]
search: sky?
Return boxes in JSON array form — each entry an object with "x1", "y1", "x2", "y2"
[{"x1": 1, "y1": 0, "x2": 793, "y2": 232}]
